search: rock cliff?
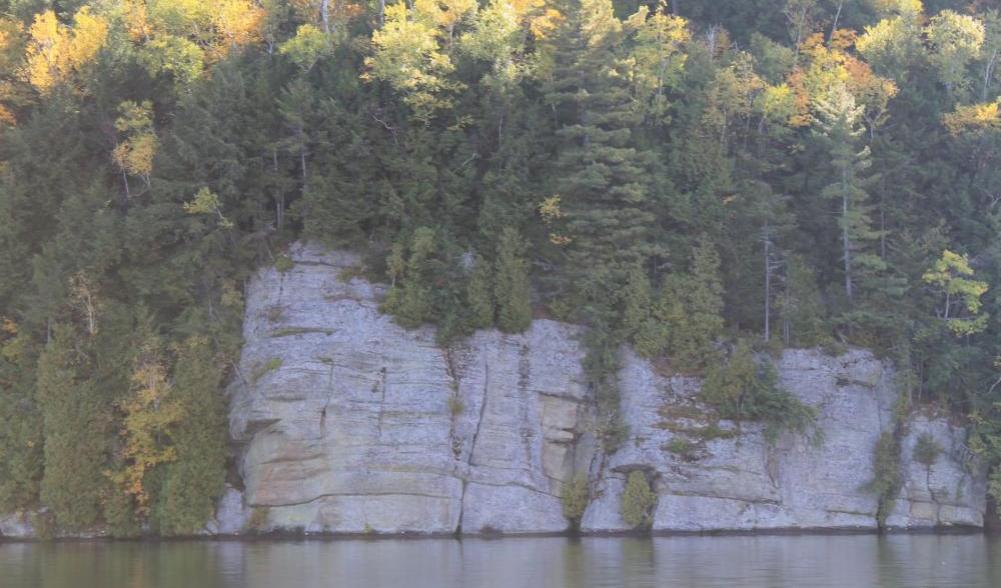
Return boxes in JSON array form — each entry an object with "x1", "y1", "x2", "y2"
[{"x1": 226, "y1": 243, "x2": 986, "y2": 535}]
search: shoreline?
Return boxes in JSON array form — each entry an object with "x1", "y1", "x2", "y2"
[{"x1": 0, "y1": 524, "x2": 990, "y2": 545}]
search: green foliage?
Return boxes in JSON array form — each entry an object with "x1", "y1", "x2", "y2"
[
  {"x1": 466, "y1": 255, "x2": 494, "y2": 330},
  {"x1": 280, "y1": 24, "x2": 334, "y2": 72},
  {"x1": 494, "y1": 227, "x2": 532, "y2": 333},
  {"x1": 913, "y1": 433, "x2": 942, "y2": 467},
  {"x1": 702, "y1": 341, "x2": 818, "y2": 444},
  {"x1": 868, "y1": 430, "x2": 903, "y2": 527},
  {"x1": 154, "y1": 337, "x2": 228, "y2": 536},
  {"x1": 664, "y1": 437, "x2": 697, "y2": 460},
  {"x1": 30, "y1": 511, "x2": 56, "y2": 541},
  {"x1": 922, "y1": 250, "x2": 990, "y2": 336},
  {"x1": 448, "y1": 395, "x2": 465, "y2": 417},
  {"x1": 0, "y1": 325, "x2": 43, "y2": 511},
  {"x1": 36, "y1": 325, "x2": 111, "y2": 531},
  {"x1": 560, "y1": 474, "x2": 589, "y2": 528},
  {"x1": 671, "y1": 239, "x2": 725, "y2": 370},
  {"x1": 274, "y1": 254, "x2": 295, "y2": 273},
  {"x1": 382, "y1": 228, "x2": 439, "y2": 329},
  {"x1": 620, "y1": 471, "x2": 656, "y2": 530},
  {"x1": 251, "y1": 357, "x2": 283, "y2": 384},
  {"x1": 0, "y1": 0, "x2": 999, "y2": 537},
  {"x1": 247, "y1": 507, "x2": 269, "y2": 532},
  {"x1": 777, "y1": 256, "x2": 830, "y2": 348},
  {"x1": 643, "y1": 239, "x2": 726, "y2": 371}
]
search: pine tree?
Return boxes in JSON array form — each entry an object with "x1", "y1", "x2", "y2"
[
  {"x1": 778, "y1": 254, "x2": 829, "y2": 347},
  {"x1": 668, "y1": 237, "x2": 725, "y2": 371},
  {"x1": 466, "y1": 254, "x2": 495, "y2": 330},
  {"x1": 36, "y1": 325, "x2": 111, "y2": 531},
  {"x1": 622, "y1": 264, "x2": 653, "y2": 342},
  {"x1": 544, "y1": 0, "x2": 658, "y2": 291},
  {"x1": 157, "y1": 336, "x2": 228, "y2": 536},
  {"x1": 382, "y1": 228, "x2": 438, "y2": 328},
  {"x1": 0, "y1": 322, "x2": 43, "y2": 511},
  {"x1": 813, "y1": 83, "x2": 883, "y2": 303},
  {"x1": 494, "y1": 227, "x2": 532, "y2": 333}
]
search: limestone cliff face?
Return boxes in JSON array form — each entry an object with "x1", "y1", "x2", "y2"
[{"x1": 227, "y1": 243, "x2": 986, "y2": 535}]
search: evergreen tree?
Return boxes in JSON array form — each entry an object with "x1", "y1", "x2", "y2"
[
  {"x1": 663, "y1": 237, "x2": 725, "y2": 371},
  {"x1": 36, "y1": 325, "x2": 110, "y2": 531},
  {"x1": 0, "y1": 322, "x2": 43, "y2": 511},
  {"x1": 813, "y1": 83, "x2": 883, "y2": 304},
  {"x1": 382, "y1": 228, "x2": 438, "y2": 329},
  {"x1": 157, "y1": 336, "x2": 228, "y2": 536},
  {"x1": 466, "y1": 254, "x2": 495, "y2": 330},
  {"x1": 544, "y1": 0, "x2": 658, "y2": 291},
  {"x1": 494, "y1": 227, "x2": 532, "y2": 333}
]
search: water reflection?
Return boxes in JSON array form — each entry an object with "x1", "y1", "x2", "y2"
[{"x1": 1, "y1": 534, "x2": 999, "y2": 588}]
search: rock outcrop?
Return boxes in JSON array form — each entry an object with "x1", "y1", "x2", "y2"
[
  {"x1": 225, "y1": 243, "x2": 986, "y2": 535},
  {"x1": 229, "y1": 244, "x2": 592, "y2": 534},
  {"x1": 581, "y1": 350, "x2": 985, "y2": 532}
]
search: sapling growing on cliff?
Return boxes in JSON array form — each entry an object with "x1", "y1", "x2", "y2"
[
  {"x1": 620, "y1": 471, "x2": 656, "y2": 530},
  {"x1": 700, "y1": 340, "x2": 818, "y2": 444},
  {"x1": 561, "y1": 474, "x2": 589, "y2": 530},
  {"x1": 914, "y1": 433, "x2": 943, "y2": 467}
]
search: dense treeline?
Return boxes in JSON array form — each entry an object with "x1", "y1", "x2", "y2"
[{"x1": 0, "y1": 0, "x2": 998, "y2": 534}]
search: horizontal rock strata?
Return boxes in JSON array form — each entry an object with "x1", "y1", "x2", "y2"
[{"x1": 220, "y1": 243, "x2": 986, "y2": 535}]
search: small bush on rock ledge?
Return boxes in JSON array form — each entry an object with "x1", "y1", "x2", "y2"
[
  {"x1": 701, "y1": 340, "x2": 819, "y2": 444},
  {"x1": 914, "y1": 433, "x2": 942, "y2": 467},
  {"x1": 620, "y1": 471, "x2": 656, "y2": 530},
  {"x1": 561, "y1": 475, "x2": 589, "y2": 529}
]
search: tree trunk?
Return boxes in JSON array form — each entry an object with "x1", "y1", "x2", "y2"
[
  {"x1": 830, "y1": 0, "x2": 844, "y2": 40},
  {"x1": 843, "y1": 191, "x2": 853, "y2": 301},
  {"x1": 782, "y1": 282, "x2": 791, "y2": 345},
  {"x1": 321, "y1": 0, "x2": 331, "y2": 34},
  {"x1": 121, "y1": 170, "x2": 131, "y2": 200},
  {"x1": 984, "y1": 48, "x2": 998, "y2": 102},
  {"x1": 273, "y1": 150, "x2": 284, "y2": 230},
  {"x1": 763, "y1": 222, "x2": 772, "y2": 342},
  {"x1": 299, "y1": 133, "x2": 308, "y2": 198}
]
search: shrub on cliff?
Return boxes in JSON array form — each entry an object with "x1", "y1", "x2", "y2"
[
  {"x1": 561, "y1": 474, "x2": 589, "y2": 529},
  {"x1": 620, "y1": 471, "x2": 656, "y2": 530},
  {"x1": 914, "y1": 433, "x2": 942, "y2": 467},
  {"x1": 701, "y1": 340, "x2": 818, "y2": 444},
  {"x1": 867, "y1": 430, "x2": 903, "y2": 527}
]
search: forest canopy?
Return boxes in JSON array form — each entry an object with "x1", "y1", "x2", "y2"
[{"x1": 0, "y1": 0, "x2": 999, "y2": 534}]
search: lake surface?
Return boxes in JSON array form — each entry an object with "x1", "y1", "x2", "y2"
[{"x1": 2, "y1": 533, "x2": 1001, "y2": 587}]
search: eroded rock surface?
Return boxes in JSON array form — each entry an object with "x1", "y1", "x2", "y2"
[
  {"x1": 226, "y1": 243, "x2": 986, "y2": 535},
  {"x1": 229, "y1": 243, "x2": 591, "y2": 534},
  {"x1": 582, "y1": 350, "x2": 984, "y2": 532}
]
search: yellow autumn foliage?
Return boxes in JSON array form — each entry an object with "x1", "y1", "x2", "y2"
[
  {"x1": 112, "y1": 341, "x2": 183, "y2": 516},
  {"x1": 112, "y1": 101, "x2": 158, "y2": 186},
  {"x1": 942, "y1": 100, "x2": 1001, "y2": 135},
  {"x1": 25, "y1": 8, "x2": 108, "y2": 93}
]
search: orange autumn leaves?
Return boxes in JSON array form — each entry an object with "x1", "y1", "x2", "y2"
[{"x1": 785, "y1": 31, "x2": 898, "y2": 130}]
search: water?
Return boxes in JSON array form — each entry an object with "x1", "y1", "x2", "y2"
[{"x1": 2, "y1": 534, "x2": 1001, "y2": 588}]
